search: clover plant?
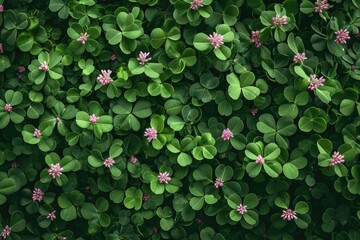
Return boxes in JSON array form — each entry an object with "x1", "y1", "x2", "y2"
[{"x1": 0, "y1": 0, "x2": 359, "y2": 239}]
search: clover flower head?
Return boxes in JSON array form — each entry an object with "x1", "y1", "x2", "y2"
[
  {"x1": 18, "y1": 66, "x2": 26, "y2": 73},
  {"x1": 143, "y1": 194, "x2": 150, "y2": 201},
  {"x1": 236, "y1": 204, "x2": 248, "y2": 215},
  {"x1": 190, "y1": 0, "x2": 203, "y2": 10},
  {"x1": 0, "y1": 225, "x2": 11, "y2": 239},
  {"x1": 130, "y1": 155, "x2": 138, "y2": 164},
  {"x1": 144, "y1": 127, "x2": 157, "y2": 142},
  {"x1": 89, "y1": 114, "x2": 100, "y2": 124},
  {"x1": 77, "y1": 32, "x2": 90, "y2": 44},
  {"x1": 329, "y1": 151, "x2": 345, "y2": 166},
  {"x1": 137, "y1": 51, "x2": 152, "y2": 65},
  {"x1": 281, "y1": 209, "x2": 297, "y2": 221},
  {"x1": 33, "y1": 128, "x2": 41, "y2": 138},
  {"x1": 307, "y1": 74, "x2": 325, "y2": 91},
  {"x1": 251, "y1": 31, "x2": 262, "y2": 48},
  {"x1": 4, "y1": 104, "x2": 12, "y2": 112},
  {"x1": 334, "y1": 29, "x2": 350, "y2": 44},
  {"x1": 256, "y1": 155, "x2": 265, "y2": 164},
  {"x1": 221, "y1": 128, "x2": 234, "y2": 141},
  {"x1": 293, "y1": 53, "x2": 307, "y2": 64},
  {"x1": 158, "y1": 171, "x2": 171, "y2": 184},
  {"x1": 48, "y1": 163, "x2": 63, "y2": 179},
  {"x1": 39, "y1": 61, "x2": 49, "y2": 71},
  {"x1": 214, "y1": 178, "x2": 224, "y2": 188},
  {"x1": 103, "y1": 157, "x2": 115, "y2": 168},
  {"x1": 208, "y1": 32, "x2": 224, "y2": 49},
  {"x1": 251, "y1": 108, "x2": 258, "y2": 116},
  {"x1": 314, "y1": 0, "x2": 329, "y2": 13},
  {"x1": 11, "y1": 162, "x2": 19, "y2": 168},
  {"x1": 32, "y1": 188, "x2": 44, "y2": 202},
  {"x1": 272, "y1": 14, "x2": 288, "y2": 26},
  {"x1": 47, "y1": 210, "x2": 56, "y2": 221},
  {"x1": 97, "y1": 69, "x2": 113, "y2": 85}
]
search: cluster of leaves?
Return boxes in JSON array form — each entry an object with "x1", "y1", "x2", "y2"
[{"x1": 0, "y1": 0, "x2": 360, "y2": 239}]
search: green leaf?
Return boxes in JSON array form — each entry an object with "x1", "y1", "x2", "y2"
[
  {"x1": 283, "y1": 163, "x2": 299, "y2": 179},
  {"x1": 227, "y1": 73, "x2": 241, "y2": 100},
  {"x1": 294, "y1": 66, "x2": 309, "y2": 79},
  {"x1": 0, "y1": 55, "x2": 11, "y2": 72},
  {"x1": 16, "y1": 32, "x2": 34, "y2": 52},
  {"x1": 315, "y1": 89, "x2": 331, "y2": 104},
  {"x1": 61, "y1": 205, "x2": 77, "y2": 221},
  {"x1": 243, "y1": 193, "x2": 259, "y2": 209},
  {"x1": 214, "y1": 45, "x2": 231, "y2": 60},
  {"x1": 177, "y1": 152, "x2": 192, "y2": 167},
  {"x1": 76, "y1": 111, "x2": 91, "y2": 128},
  {"x1": 150, "y1": 28, "x2": 167, "y2": 48},
  {"x1": 242, "y1": 86, "x2": 260, "y2": 100},
  {"x1": 194, "y1": 33, "x2": 211, "y2": 51},
  {"x1": 243, "y1": 210, "x2": 258, "y2": 225},
  {"x1": 300, "y1": 0, "x2": 315, "y2": 14},
  {"x1": 0, "y1": 178, "x2": 16, "y2": 195},
  {"x1": 295, "y1": 201, "x2": 309, "y2": 214},
  {"x1": 150, "y1": 180, "x2": 165, "y2": 194},
  {"x1": 160, "y1": 218, "x2": 174, "y2": 231}
]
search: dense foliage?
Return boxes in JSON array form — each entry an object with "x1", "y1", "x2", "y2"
[{"x1": 0, "y1": 0, "x2": 360, "y2": 239}]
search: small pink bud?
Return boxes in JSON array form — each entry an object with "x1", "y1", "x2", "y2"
[
  {"x1": 189, "y1": 0, "x2": 203, "y2": 10},
  {"x1": 77, "y1": 32, "x2": 90, "y2": 44},
  {"x1": 47, "y1": 210, "x2": 56, "y2": 221},
  {"x1": 0, "y1": 225, "x2": 11, "y2": 239},
  {"x1": 39, "y1": 61, "x2": 49, "y2": 71},
  {"x1": 250, "y1": 108, "x2": 258, "y2": 116},
  {"x1": 314, "y1": 0, "x2": 329, "y2": 12},
  {"x1": 33, "y1": 128, "x2": 41, "y2": 138},
  {"x1": 130, "y1": 155, "x2": 137, "y2": 164},
  {"x1": 214, "y1": 178, "x2": 224, "y2": 188},
  {"x1": 251, "y1": 31, "x2": 262, "y2": 48},
  {"x1": 256, "y1": 155, "x2": 265, "y2": 164},
  {"x1": 143, "y1": 194, "x2": 150, "y2": 201},
  {"x1": 272, "y1": 14, "x2": 288, "y2": 26},
  {"x1": 18, "y1": 66, "x2": 26, "y2": 73},
  {"x1": 137, "y1": 51, "x2": 152, "y2": 65},
  {"x1": 307, "y1": 74, "x2": 325, "y2": 91},
  {"x1": 4, "y1": 103, "x2": 12, "y2": 112},
  {"x1": 11, "y1": 162, "x2": 19, "y2": 168},
  {"x1": 293, "y1": 53, "x2": 307, "y2": 64},
  {"x1": 89, "y1": 114, "x2": 100, "y2": 124}
]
